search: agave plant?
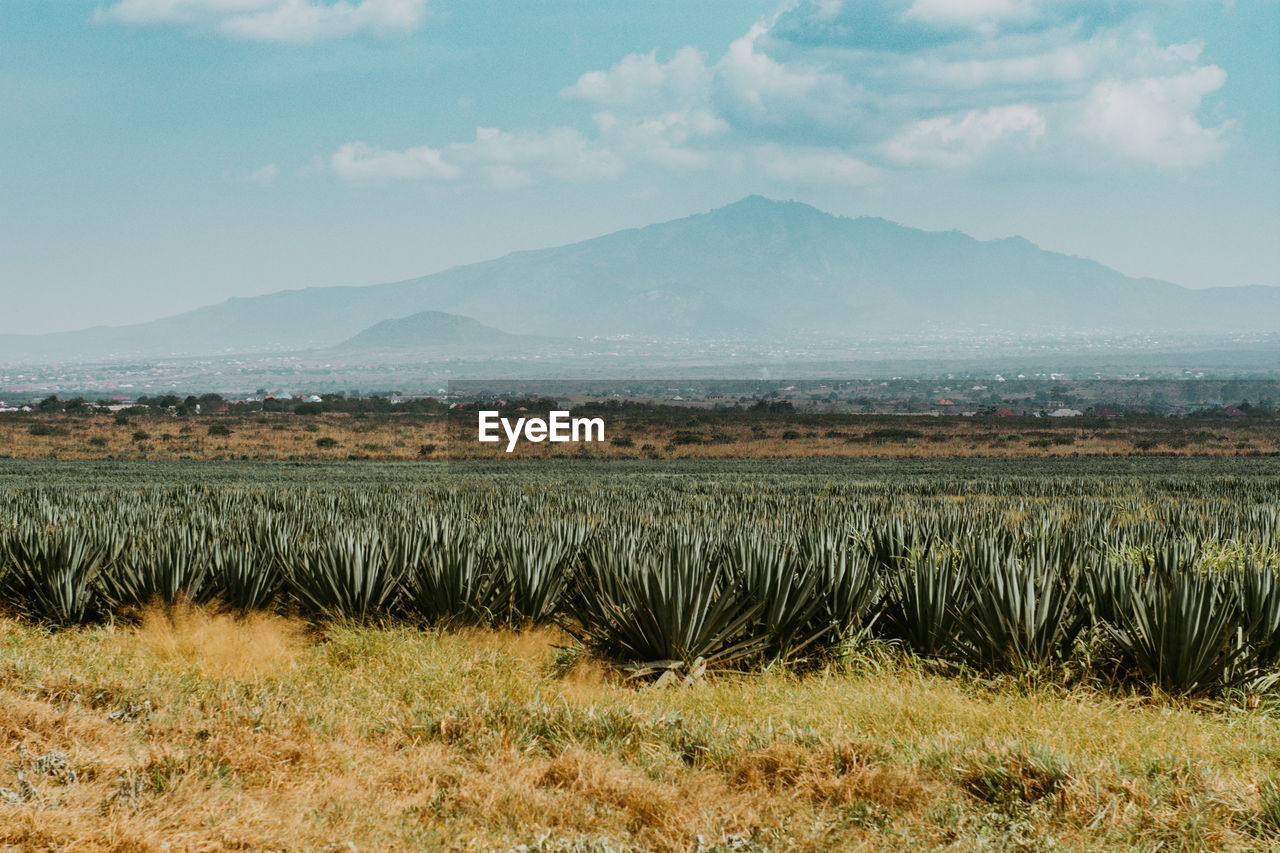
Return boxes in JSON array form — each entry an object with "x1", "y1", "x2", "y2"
[
  {"x1": 801, "y1": 529, "x2": 880, "y2": 649},
  {"x1": 1238, "y1": 564, "x2": 1280, "y2": 671},
  {"x1": 289, "y1": 529, "x2": 403, "y2": 621},
  {"x1": 494, "y1": 526, "x2": 580, "y2": 625},
  {"x1": 957, "y1": 540, "x2": 1083, "y2": 672},
  {"x1": 1138, "y1": 538, "x2": 1201, "y2": 579},
  {"x1": 1107, "y1": 569, "x2": 1244, "y2": 695},
  {"x1": 567, "y1": 529, "x2": 764, "y2": 667},
  {"x1": 865, "y1": 519, "x2": 928, "y2": 572},
  {"x1": 879, "y1": 552, "x2": 969, "y2": 658},
  {"x1": 1083, "y1": 557, "x2": 1139, "y2": 628},
  {"x1": 99, "y1": 526, "x2": 209, "y2": 610},
  {"x1": 206, "y1": 533, "x2": 283, "y2": 614},
  {"x1": 398, "y1": 522, "x2": 500, "y2": 625},
  {"x1": 1, "y1": 457, "x2": 1277, "y2": 701},
  {"x1": 0, "y1": 524, "x2": 112, "y2": 625},
  {"x1": 730, "y1": 532, "x2": 827, "y2": 662}
]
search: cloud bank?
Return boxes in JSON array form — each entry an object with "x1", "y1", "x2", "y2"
[
  {"x1": 323, "y1": 0, "x2": 1232, "y2": 189},
  {"x1": 97, "y1": 0, "x2": 429, "y2": 42}
]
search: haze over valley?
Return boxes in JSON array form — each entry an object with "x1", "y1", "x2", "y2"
[{"x1": 2, "y1": 197, "x2": 1276, "y2": 395}]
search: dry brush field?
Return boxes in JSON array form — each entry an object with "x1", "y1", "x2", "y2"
[
  {"x1": 4, "y1": 611, "x2": 1279, "y2": 852},
  {"x1": 2, "y1": 411, "x2": 1279, "y2": 461}
]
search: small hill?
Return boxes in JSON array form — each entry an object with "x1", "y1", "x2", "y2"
[{"x1": 334, "y1": 310, "x2": 550, "y2": 356}]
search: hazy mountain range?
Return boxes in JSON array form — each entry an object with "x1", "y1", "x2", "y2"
[{"x1": 2, "y1": 196, "x2": 1276, "y2": 364}]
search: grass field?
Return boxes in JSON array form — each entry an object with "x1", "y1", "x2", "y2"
[
  {"x1": 3, "y1": 608, "x2": 1279, "y2": 852},
  {"x1": 1, "y1": 459, "x2": 1278, "y2": 851}
]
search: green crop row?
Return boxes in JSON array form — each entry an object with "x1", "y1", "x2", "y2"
[{"x1": 1, "y1": 464, "x2": 1277, "y2": 696}]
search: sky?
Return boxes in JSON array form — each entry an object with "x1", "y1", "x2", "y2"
[{"x1": 1, "y1": 0, "x2": 1277, "y2": 335}]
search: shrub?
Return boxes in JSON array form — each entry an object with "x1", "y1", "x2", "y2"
[
  {"x1": 494, "y1": 526, "x2": 581, "y2": 625},
  {"x1": 208, "y1": 535, "x2": 283, "y2": 614},
  {"x1": 731, "y1": 533, "x2": 825, "y2": 661},
  {"x1": 1239, "y1": 565, "x2": 1280, "y2": 671}
]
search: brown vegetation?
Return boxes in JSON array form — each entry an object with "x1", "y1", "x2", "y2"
[
  {"x1": 2, "y1": 410, "x2": 1278, "y2": 461},
  {"x1": 2, "y1": 605, "x2": 1278, "y2": 851}
]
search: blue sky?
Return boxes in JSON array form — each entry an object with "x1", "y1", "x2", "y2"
[{"x1": 2, "y1": 0, "x2": 1277, "y2": 334}]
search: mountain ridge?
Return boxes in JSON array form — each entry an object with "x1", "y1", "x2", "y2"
[{"x1": 1, "y1": 196, "x2": 1275, "y2": 364}]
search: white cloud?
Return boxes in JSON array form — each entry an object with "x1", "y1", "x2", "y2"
[
  {"x1": 248, "y1": 163, "x2": 279, "y2": 186},
  {"x1": 751, "y1": 145, "x2": 882, "y2": 187},
  {"x1": 447, "y1": 126, "x2": 624, "y2": 184},
  {"x1": 898, "y1": 37, "x2": 1106, "y2": 90},
  {"x1": 322, "y1": 1, "x2": 1232, "y2": 191},
  {"x1": 884, "y1": 104, "x2": 1046, "y2": 166},
  {"x1": 904, "y1": 0, "x2": 1037, "y2": 27},
  {"x1": 714, "y1": 23, "x2": 862, "y2": 129},
  {"x1": 330, "y1": 126, "x2": 623, "y2": 188},
  {"x1": 330, "y1": 142, "x2": 459, "y2": 183},
  {"x1": 96, "y1": 0, "x2": 428, "y2": 42},
  {"x1": 1080, "y1": 66, "x2": 1230, "y2": 166},
  {"x1": 896, "y1": 31, "x2": 1207, "y2": 94},
  {"x1": 223, "y1": 162, "x2": 281, "y2": 185},
  {"x1": 593, "y1": 108, "x2": 728, "y2": 170},
  {"x1": 481, "y1": 164, "x2": 532, "y2": 190},
  {"x1": 563, "y1": 49, "x2": 730, "y2": 171},
  {"x1": 564, "y1": 47, "x2": 710, "y2": 109}
]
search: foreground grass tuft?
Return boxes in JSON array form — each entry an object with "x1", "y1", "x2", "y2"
[{"x1": 956, "y1": 743, "x2": 1070, "y2": 806}]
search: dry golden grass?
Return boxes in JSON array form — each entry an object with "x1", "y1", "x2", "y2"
[
  {"x1": 2, "y1": 411, "x2": 1279, "y2": 460},
  {"x1": 125, "y1": 604, "x2": 306, "y2": 682},
  {"x1": 2, "y1": 609, "x2": 1278, "y2": 851}
]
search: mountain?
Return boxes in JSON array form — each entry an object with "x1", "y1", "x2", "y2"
[{"x1": 2, "y1": 196, "x2": 1276, "y2": 363}]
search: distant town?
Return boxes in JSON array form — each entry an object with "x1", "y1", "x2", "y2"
[{"x1": 3, "y1": 374, "x2": 1277, "y2": 422}]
